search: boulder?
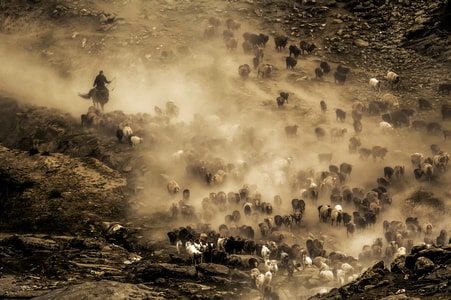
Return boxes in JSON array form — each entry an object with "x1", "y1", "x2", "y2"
[{"x1": 414, "y1": 257, "x2": 435, "y2": 276}]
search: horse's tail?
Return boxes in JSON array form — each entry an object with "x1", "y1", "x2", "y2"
[
  {"x1": 78, "y1": 88, "x2": 95, "y2": 99},
  {"x1": 78, "y1": 92, "x2": 91, "y2": 99}
]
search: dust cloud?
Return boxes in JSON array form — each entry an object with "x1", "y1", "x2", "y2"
[{"x1": 1, "y1": 0, "x2": 450, "y2": 296}]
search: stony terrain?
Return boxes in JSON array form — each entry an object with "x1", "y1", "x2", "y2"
[{"x1": 0, "y1": 0, "x2": 450, "y2": 299}]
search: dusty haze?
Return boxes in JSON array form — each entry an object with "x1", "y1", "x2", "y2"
[{"x1": 0, "y1": 0, "x2": 450, "y2": 297}]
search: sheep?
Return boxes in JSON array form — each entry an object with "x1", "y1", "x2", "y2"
[
  {"x1": 320, "y1": 61, "x2": 331, "y2": 74},
  {"x1": 379, "y1": 121, "x2": 395, "y2": 134},
  {"x1": 372, "y1": 146, "x2": 388, "y2": 162},
  {"x1": 330, "y1": 127, "x2": 347, "y2": 141},
  {"x1": 315, "y1": 67, "x2": 323, "y2": 79},
  {"x1": 340, "y1": 163, "x2": 353, "y2": 177},
  {"x1": 386, "y1": 71, "x2": 400, "y2": 89},
  {"x1": 319, "y1": 267, "x2": 334, "y2": 282},
  {"x1": 421, "y1": 162, "x2": 434, "y2": 182},
  {"x1": 299, "y1": 40, "x2": 316, "y2": 55},
  {"x1": 418, "y1": 98, "x2": 433, "y2": 110},
  {"x1": 315, "y1": 127, "x2": 327, "y2": 140},
  {"x1": 208, "y1": 16, "x2": 220, "y2": 27},
  {"x1": 337, "y1": 64, "x2": 351, "y2": 74},
  {"x1": 130, "y1": 135, "x2": 143, "y2": 149},
  {"x1": 381, "y1": 93, "x2": 400, "y2": 109},
  {"x1": 334, "y1": 72, "x2": 347, "y2": 84},
  {"x1": 369, "y1": 78, "x2": 381, "y2": 92},
  {"x1": 288, "y1": 45, "x2": 301, "y2": 57},
  {"x1": 225, "y1": 18, "x2": 240, "y2": 31},
  {"x1": 390, "y1": 110, "x2": 410, "y2": 128},
  {"x1": 411, "y1": 120, "x2": 426, "y2": 130},
  {"x1": 444, "y1": 129, "x2": 451, "y2": 140},
  {"x1": 351, "y1": 109, "x2": 362, "y2": 122},
  {"x1": 225, "y1": 37, "x2": 237, "y2": 51},
  {"x1": 320, "y1": 100, "x2": 327, "y2": 113},
  {"x1": 401, "y1": 108, "x2": 415, "y2": 117},
  {"x1": 252, "y1": 55, "x2": 261, "y2": 70},
  {"x1": 257, "y1": 63, "x2": 273, "y2": 79},
  {"x1": 122, "y1": 125, "x2": 133, "y2": 139},
  {"x1": 115, "y1": 127, "x2": 124, "y2": 143},
  {"x1": 242, "y1": 40, "x2": 253, "y2": 54},
  {"x1": 384, "y1": 166, "x2": 394, "y2": 180},
  {"x1": 353, "y1": 120, "x2": 363, "y2": 134},
  {"x1": 238, "y1": 64, "x2": 251, "y2": 79},
  {"x1": 204, "y1": 25, "x2": 216, "y2": 39},
  {"x1": 185, "y1": 241, "x2": 203, "y2": 265},
  {"x1": 358, "y1": 147, "x2": 372, "y2": 160},
  {"x1": 254, "y1": 45, "x2": 264, "y2": 61},
  {"x1": 265, "y1": 259, "x2": 279, "y2": 275},
  {"x1": 261, "y1": 245, "x2": 271, "y2": 260},
  {"x1": 222, "y1": 29, "x2": 234, "y2": 41},
  {"x1": 346, "y1": 222, "x2": 356, "y2": 237},
  {"x1": 422, "y1": 222, "x2": 433, "y2": 236},
  {"x1": 433, "y1": 152, "x2": 449, "y2": 172},
  {"x1": 330, "y1": 208, "x2": 342, "y2": 226},
  {"x1": 438, "y1": 83, "x2": 451, "y2": 94},
  {"x1": 335, "y1": 108, "x2": 346, "y2": 122},
  {"x1": 165, "y1": 101, "x2": 179, "y2": 118},
  {"x1": 430, "y1": 144, "x2": 441, "y2": 156},
  {"x1": 276, "y1": 92, "x2": 289, "y2": 108},
  {"x1": 410, "y1": 153, "x2": 425, "y2": 168},
  {"x1": 274, "y1": 35, "x2": 288, "y2": 51},
  {"x1": 436, "y1": 229, "x2": 448, "y2": 246},
  {"x1": 426, "y1": 122, "x2": 442, "y2": 134},
  {"x1": 441, "y1": 104, "x2": 451, "y2": 120},
  {"x1": 285, "y1": 125, "x2": 298, "y2": 138},
  {"x1": 255, "y1": 273, "x2": 266, "y2": 291},
  {"x1": 393, "y1": 165, "x2": 405, "y2": 179},
  {"x1": 166, "y1": 180, "x2": 180, "y2": 194},
  {"x1": 285, "y1": 56, "x2": 297, "y2": 70}
]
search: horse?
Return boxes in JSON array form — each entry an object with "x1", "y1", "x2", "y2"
[{"x1": 79, "y1": 88, "x2": 109, "y2": 111}]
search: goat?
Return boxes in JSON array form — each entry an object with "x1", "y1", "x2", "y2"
[
  {"x1": 285, "y1": 125, "x2": 298, "y2": 138},
  {"x1": 315, "y1": 67, "x2": 323, "y2": 79},
  {"x1": 369, "y1": 77, "x2": 381, "y2": 92},
  {"x1": 274, "y1": 36, "x2": 288, "y2": 51},
  {"x1": 299, "y1": 40, "x2": 316, "y2": 55},
  {"x1": 130, "y1": 135, "x2": 143, "y2": 149},
  {"x1": 185, "y1": 241, "x2": 203, "y2": 265},
  {"x1": 386, "y1": 71, "x2": 400, "y2": 89},
  {"x1": 320, "y1": 100, "x2": 327, "y2": 113}
]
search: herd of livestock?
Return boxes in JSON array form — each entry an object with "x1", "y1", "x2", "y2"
[{"x1": 78, "y1": 15, "x2": 451, "y2": 299}]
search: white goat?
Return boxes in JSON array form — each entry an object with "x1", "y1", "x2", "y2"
[
  {"x1": 185, "y1": 241, "x2": 203, "y2": 265},
  {"x1": 122, "y1": 125, "x2": 133, "y2": 139},
  {"x1": 265, "y1": 259, "x2": 278, "y2": 275},
  {"x1": 319, "y1": 267, "x2": 334, "y2": 282},
  {"x1": 261, "y1": 245, "x2": 271, "y2": 261},
  {"x1": 369, "y1": 77, "x2": 381, "y2": 92},
  {"x1": 379, "y1": 121, "x2": 395, "y2": 134},
  {"x1": 130, "y1": 135, "x2": 143, "y2": 149},
  {"x1": 176, "y1": 240, "x2": 183, "y2": 254},
  {"x1": 168, "y1": 181, "x2": 180, "y2": 194}
]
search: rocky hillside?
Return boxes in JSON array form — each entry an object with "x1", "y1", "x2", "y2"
[{"x1": 0, "y1": 0, "x2": 451, "y2": 299}]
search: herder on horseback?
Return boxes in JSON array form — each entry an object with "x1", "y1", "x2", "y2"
[
  {"x1": 93, "y1": 70, "x2": 112, "y2": 101},
  {"x1": 79, "y1": 70, "x2": 114, "y2": 111}
]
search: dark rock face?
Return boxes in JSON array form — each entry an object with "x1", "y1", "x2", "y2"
[
  {"x1": 309, "y1": 245, "x2": 451, "y2": 299},
  {"x1": 440, "y1": 0, "x2": 451, "y2": 30}
]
